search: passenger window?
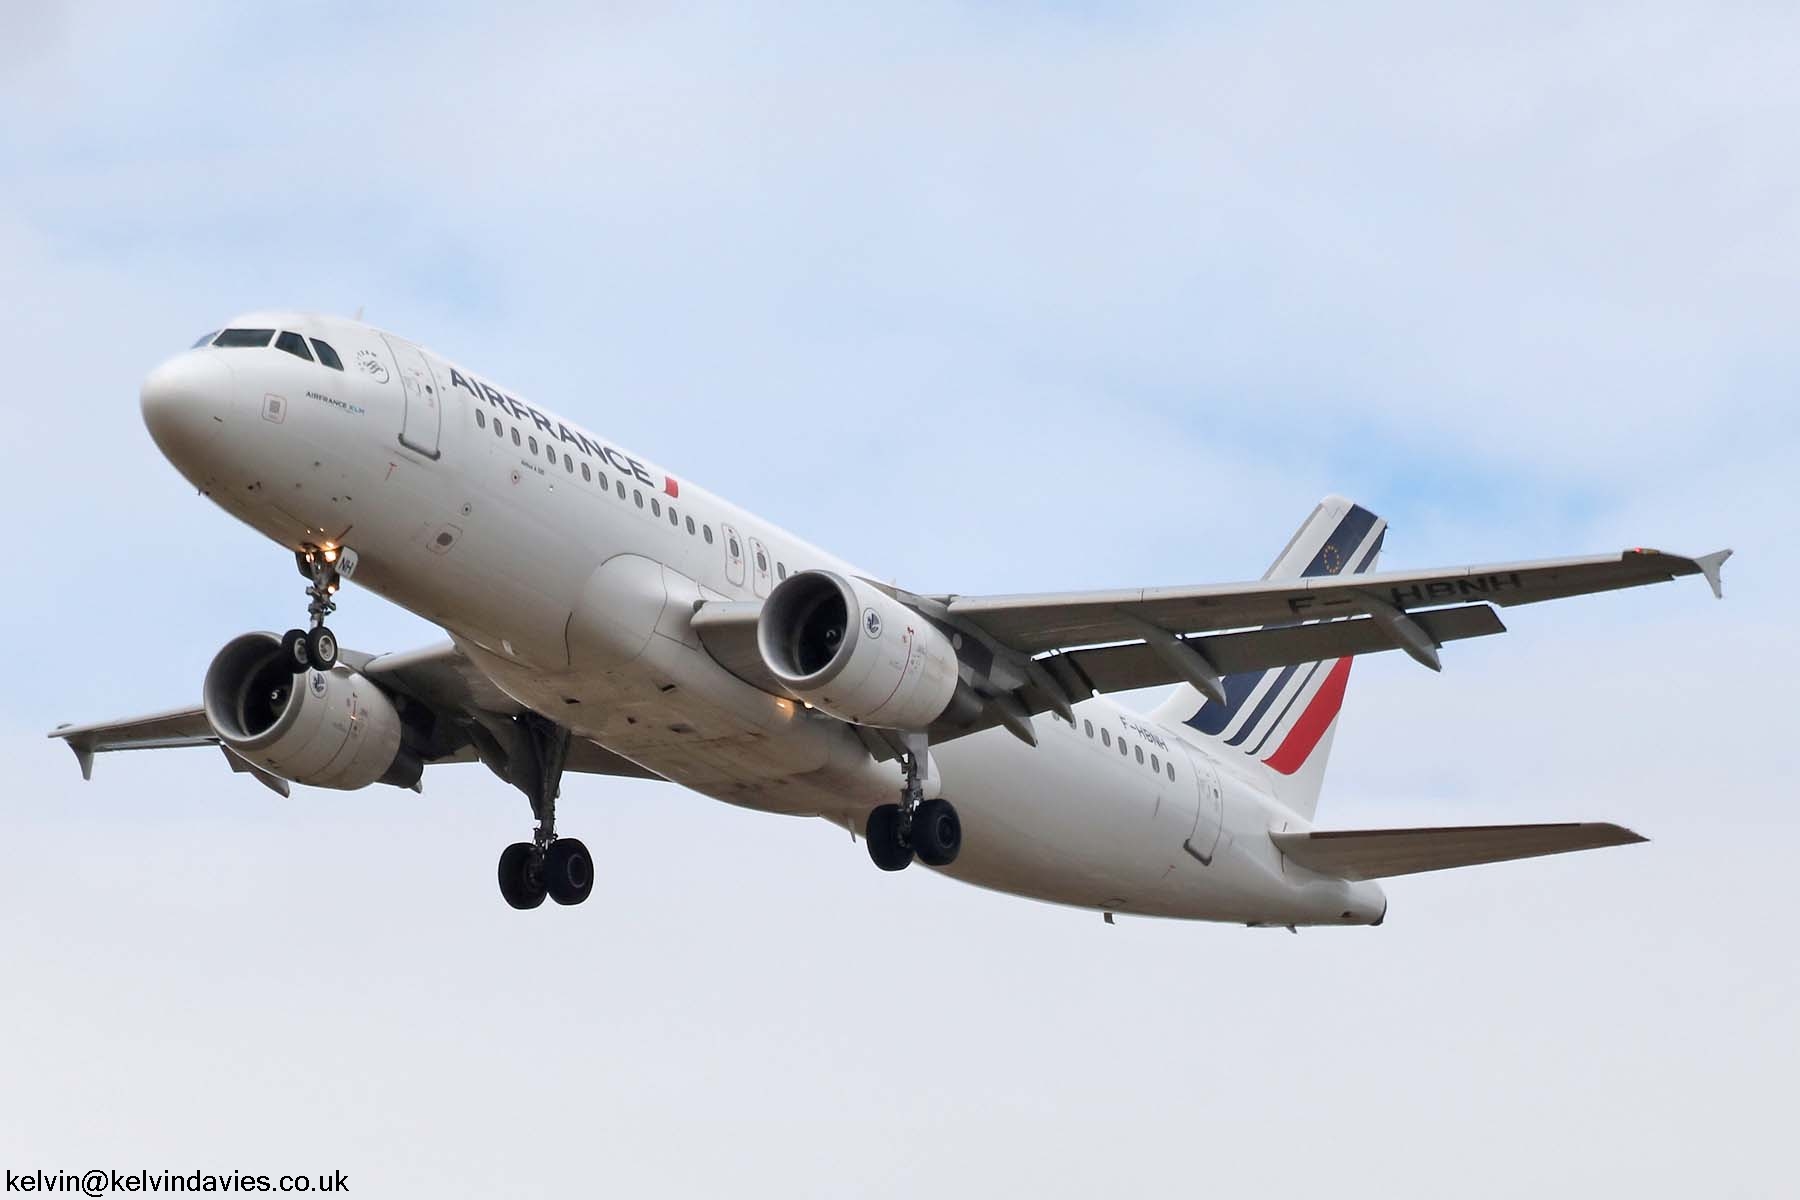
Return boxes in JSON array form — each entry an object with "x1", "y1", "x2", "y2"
[
  {"x1": 669, "y1": 508, "x2": 680, "y2": 527},
  {"x1": 634, "y1": 490, "x2": 644, "y2": 508},
  {"x1": 1100, "y1": 729, "x2": 1111, "y2": 748},
  {"x1": 475, "y1": 410, "x2": 487, "y2": 429},
  {"x1": 1119, "y1": 738, "x2": 1128, "y2": 756},
  {"x1": 728, "y1": 536, "x2": 741, "y2": 557},
  {"x1": 545, "y1": 443, "x2": 555, "y2": 463},
  {"x1": 494, "y1": 421, "x2": 505, "y2": 438},
  {"x1": 596, "y1": 471, "x2": 607, "y2": 489},
  {"x1": 309, "y1": 339, "x2": 344, "y2": 370},
  {"x1": 777, "y1": 563, "x2": 786, "y2": 580},
  {"x1": 1166, "y1": 762, "x2": 1176, "y2": 781},
  {"x1": 528, "y1": 436, "x2": 539, "y2": 454},
  {"x1": 686, "y1": 517, "x2": 695, "y2": 535},
  {"x1": 213, "y1": 329, "x2": 274, "y2": 348},
  {"x1": 651, "y1": 498, "x2": 661, "y2": 517},
  {"x1": 581, "y1": 463, "x2": 591, "y2": 482},
  {"x1": 564, "y1": 454, "x2": 574, "y2": 473},
  {"x1": 511, "y1": 428, "x2": 521, "y2": 446},
  {"x1": 703, "y1": 526, "x2": 714, "y2": 544},
  {"x1": 616, "y1": 481, "x2": 626, "y2": 499},
  {"x1": 1135, "y1": 745, "x2": 1145, "y2": 764},
  {"x1": 191, "y1": 330, "x2": 219, "y2": 349},
  {"x1": 1150, "y1": 753, "x2": 1160, "y2": 773},
  {"x1": 1083, "y1": 719, "x2": 1094, "y2": 738}
]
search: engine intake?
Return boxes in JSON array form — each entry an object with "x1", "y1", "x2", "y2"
[
  {"x1": 202, "y1": 632, "x2": 420, "y2": 790},
  {"x1": 758, "y1": 571, "x2": 966, "y2": 730}
]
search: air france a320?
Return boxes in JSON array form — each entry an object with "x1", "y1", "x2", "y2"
[{"x1": 53, "y1": 314, "x2": 1729, "y2": 923}]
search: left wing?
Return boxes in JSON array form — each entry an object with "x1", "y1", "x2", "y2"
[
  {"x1": 693, "y1": 546, "x2": 1728, "y2": 749},
  {"x1": 930, "y1": 546, "x2": 1730, "y2": 656}
]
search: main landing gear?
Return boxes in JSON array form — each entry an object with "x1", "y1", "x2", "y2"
[
  {"x1": 495, "y1": 714, "x2": 594, "y2": 910},
  {"x1": 281, "y1": 545, "x2": 355, "y2": 673},
  {"x1": 864, "y1": 736, "x2": 961, "y2": 872}
]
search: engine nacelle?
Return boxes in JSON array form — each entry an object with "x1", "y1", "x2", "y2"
[
  {"x1": 757, "y1": 571, "x2": 965, "y2": 730},
  {"x1": 202, "y1": 632, "x2": 420, "y2": 790}
]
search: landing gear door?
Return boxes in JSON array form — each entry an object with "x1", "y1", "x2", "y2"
[
  {"x1": 1182, "y1": 747, "x2": 1225, "y2": 866},
  {"x1": 383, "y1": 334, "x2": 442, "y2": 460}
]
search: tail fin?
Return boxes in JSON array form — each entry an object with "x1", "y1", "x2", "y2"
[{"x1": 1152, "y1": 496, "x2": 1387, "y2": 821}]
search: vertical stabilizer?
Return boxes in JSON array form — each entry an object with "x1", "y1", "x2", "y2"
[{"x1": 1152, "y1": 496, "x2": 1386, "y2": 820}]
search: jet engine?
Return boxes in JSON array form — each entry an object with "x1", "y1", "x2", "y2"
[
  {"x1": 757, "y1": 571, "x2": 973, "y2": 730},
  {"x1": 202, "y1": 632, "x2": 421, "y2": 790}
]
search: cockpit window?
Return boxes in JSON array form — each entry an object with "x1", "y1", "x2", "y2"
[
  {"x1": 213, "y1": 329, "x2": 274, "y2": 348},
  {"x1": 191, "y1": 331, "x2": 219, "y2": 349},
  {"x1": 309, "y1": 339, "x2": 344, "y2": 371},
  {"x1": 275, "y1": 331, "x2": 313, "y2": 362}
]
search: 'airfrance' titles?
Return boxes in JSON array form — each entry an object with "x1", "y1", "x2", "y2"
[{"x1": 448, "y1": 367, "x2": 675, "y2": 496}]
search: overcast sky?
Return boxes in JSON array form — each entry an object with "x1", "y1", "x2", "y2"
[{"x1": 1, "y1": 3, "x2": 1793, "y2": 1196}]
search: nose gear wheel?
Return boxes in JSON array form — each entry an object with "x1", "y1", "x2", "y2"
[{"x1": 287, "y1": 545, "x2": 352, "y2": 673}]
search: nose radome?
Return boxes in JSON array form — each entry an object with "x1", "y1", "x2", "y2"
[{"x1": 141, "y1": 351, "x2": 233, "y2": 465}]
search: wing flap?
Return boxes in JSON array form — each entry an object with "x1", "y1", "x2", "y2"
[
  {"x1": 1271, "y1": 822, "x2": 1647, "y2": 880},
  {"x1": 1061, "y1": 603, "x2": 1505, "y2": 695}
]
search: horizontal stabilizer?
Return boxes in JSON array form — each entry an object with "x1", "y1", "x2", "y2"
[{"x1": 1271, "y1": 822, "x2": 1646, "y2": 880}]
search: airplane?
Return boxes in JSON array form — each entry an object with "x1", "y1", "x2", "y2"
[{"x1": 50, "y1": 312, "x2": 1731, "y2": 925}]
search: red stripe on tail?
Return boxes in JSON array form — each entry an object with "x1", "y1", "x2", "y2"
[{"x1": 1262, "y1": 657, "x2": 1352, "y2": 776}]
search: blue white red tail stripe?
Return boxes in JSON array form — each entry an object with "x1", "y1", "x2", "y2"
[{"x1": 1152, "y1": 496, "x2": 1387, "y2": 820}]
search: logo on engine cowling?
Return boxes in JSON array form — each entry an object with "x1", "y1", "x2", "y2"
[
  {"x1": 863, "y1": 608, "x2": 882, "y2": 639},
  {"x1": 309, "y1": 671, "x2": 327, "y2": 697}
]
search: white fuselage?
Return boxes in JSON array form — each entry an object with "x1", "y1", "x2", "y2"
[{"x1": 143, "y1": 312, "x2": 1385, "y2": 926}]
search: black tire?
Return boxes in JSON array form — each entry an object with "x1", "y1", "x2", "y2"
[
  {"x1": 864, "y1": 804, "x2": 912, "y2": 872},
  {"x1": 498, "y1": 842, "x2": 546, "y2": 910},
  {"x1": 544, "y1": 838, "x2": 595, "y2": 906},
  {"x1": 912, "y1": 798, "x2": 962, "y2": 867},
  {"x1": 281, "y1": 628, "x2": 311, "y2": 674},
  {"x1": 305, "y1": 625, "x2": 338, "y2": 671}
]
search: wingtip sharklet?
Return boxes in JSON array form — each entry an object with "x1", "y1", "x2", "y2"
[
  {"x1": 67, "y1": 739, "x2": 94, "y2": 781},
  {"x1": 1694, "y1": 548, "x2": 1732, "y2": 599}
]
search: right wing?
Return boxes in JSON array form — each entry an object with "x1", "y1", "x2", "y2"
[
  {"x1": 49, "y1": 640, "x2": 660, "y2": 792},
  {"x1": 51, "y1": 707, "x2": 217, "y2": 781}
]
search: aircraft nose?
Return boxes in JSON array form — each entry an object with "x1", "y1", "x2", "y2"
[{"x1": 141, "y1": 351, "x2": 234, "y2": 463}]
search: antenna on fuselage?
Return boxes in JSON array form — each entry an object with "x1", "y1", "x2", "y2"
[{"x1": 353, "y1": 305, "x2": 365, "y2": 321}]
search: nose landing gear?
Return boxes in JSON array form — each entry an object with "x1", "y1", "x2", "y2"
[
  {"x1": 283, "y1": 545, "x2": 354, "y2": 673},
  {"x1": 864, "y1": 734, "x2": 962, "y2": 872}
]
